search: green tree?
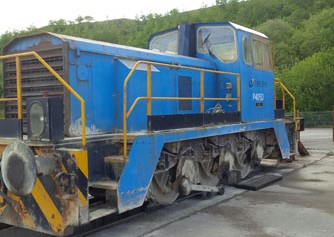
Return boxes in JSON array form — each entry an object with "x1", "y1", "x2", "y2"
[
  {"x1": 292, "y1": 8, "x2": 334, "y2": 60},
  {"x1": 48, "y1": 19, "x2": 68, "y2": 32},
  {"x1": 282, "y1": 49, "x2": 334, "y2": 111},
  {"x1": 256, "y1": 19, "x2": 296, "y2": 69}
]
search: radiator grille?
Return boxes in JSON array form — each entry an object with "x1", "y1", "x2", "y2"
[{"x1": 3, "y1": 47, "x2": 66, "y2": 132}]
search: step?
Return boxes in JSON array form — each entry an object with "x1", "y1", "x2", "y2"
[
  {"x1": 234, "y1": 174, "x2": 282, "y2": 191},
  {"x1": 260, "y1": 158, "x2": 280, "y2": 167},
  {"x1": 90, "y1": 180, "x2": 118, "y2": 190},
  {"x1": 104, "y1": 156, "x2": 127, "y2": 180},
  {"x1": 89, "y1": 205, "x2": 118, "y2": 221}
]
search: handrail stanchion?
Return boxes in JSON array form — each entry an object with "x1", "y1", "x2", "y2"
[
  {"x1": 275, "y1": 78, "x2": 297, "y2": 131},
  {"x1": 123, "y1": 85, "x2": 128, "y2": 157},
  {"x1": 15, "y1": 56, "x2": 23, "y2": 120},
  {"x1": 33, "y1": 52, "x2": 86, "y2": 148},
  {"x1": 237, "y1": 75, "x2": 241, "y2": 111},
  {"x1": 274, "y1": 82, "x2": 276, "y2": 109},
  {"x1": 200, "y1": 71, "x2": 204, "y2": 113},
  {"x1": 147, "y1": 64, "x2": 152, "y2": 116},
  {"x1": 279, "y1": 83, "x2": 285, "y2": 109},
  {"x1": 123, "y1": 61, "x2": 143, "y2": 158}
]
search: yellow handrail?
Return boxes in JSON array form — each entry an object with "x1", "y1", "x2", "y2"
[
  {"x1": 0, "y1": 51, "x2": 86, "y2": 148},
  {"x1": 0, "y1": 98, "x2": 17, "y2": 102},
  {"x1": 123, "y1": 60, "x2": 241, "y2": 157},
  {"x1": 127, "y1": 97, "x2": 239, "y2": 119},
  {"x1": 275, "y1": 78, "x2": 297, "y2": 131}
]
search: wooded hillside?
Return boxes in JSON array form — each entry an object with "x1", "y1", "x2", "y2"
[{"x1": 1, "y1": 0, "x2": 333, "y2": 111}]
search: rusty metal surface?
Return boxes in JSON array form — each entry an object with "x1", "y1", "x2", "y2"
[{"x1": 0, "y1": 145, "x2": 84, "y2": 236}]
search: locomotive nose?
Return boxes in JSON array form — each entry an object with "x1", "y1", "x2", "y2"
[{"x1": 1, "y1": 141, "x2": 37, "y2": 197}]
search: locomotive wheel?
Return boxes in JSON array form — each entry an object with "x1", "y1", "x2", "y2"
[
  {"x1": 149, "y1": 171, "x2": 179, "y2": 205},
  {"x1": 240, "y1": 163, "x2": 253, "y2": 179},
  {"x1": 198, "y1": 163, "x2": 219, "y2": 186},
  {"x1": 240, "y1": 153, "x2": 254, "y2": 179}
]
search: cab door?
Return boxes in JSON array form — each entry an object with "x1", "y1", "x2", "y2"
[{"x1": 239, "y1": 33, "x2": 275, "y2": 122}]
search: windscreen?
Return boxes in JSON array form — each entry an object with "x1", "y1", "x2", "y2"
[{"x1": 197, "y1": 26, "x2": 237, "y2": 63}]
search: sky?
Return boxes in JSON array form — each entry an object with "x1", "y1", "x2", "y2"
[{"x1": 0, "y1": 0, "x2": 216, "y2": 35}]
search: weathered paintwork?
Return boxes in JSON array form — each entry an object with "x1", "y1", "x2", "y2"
[
  {"x1": 3, "y1": 32, "x2": 216, "y2": 136},
  {"x1": 0, "y1": 146, "x2": 88, "y2": 236},
  {"x1": 117, "y1": 119, "x2": 290, "y2": 213}
]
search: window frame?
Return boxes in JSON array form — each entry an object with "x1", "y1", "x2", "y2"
[
  {"x1": 242, "y1": 36, "x2": 253, "y2": 65},
  {"x1": 196, "y1": 25, "x2": 238, "y2": 64},
  {"x1": 149, "y1": 29, "x2": 179, "y2": 55},
  {"x1": 250, "y1": 35, "x2": 273, "y2": 71}
]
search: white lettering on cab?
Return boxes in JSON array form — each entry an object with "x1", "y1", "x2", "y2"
[{"x1": 252, "y1": 93, "x2": 264, "y2": 101}]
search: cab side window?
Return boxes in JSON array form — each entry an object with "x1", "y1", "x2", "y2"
[
  {"x1": 251, "y1": 38, "x2": 273, "y2": 71},
  {"x1": 149, "y1": 30, "x2": 178, "y2": 55},
  {"x1": 242, "y1": 36, "x2": 252, "y2": 65}
]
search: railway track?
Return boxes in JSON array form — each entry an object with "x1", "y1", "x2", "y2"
[
  {"x1": 0, "y1": 192, "x2": 205, "y2": 237},
  {"x1": 0, "y1": 208, "x2": 144, "y2": 237}
]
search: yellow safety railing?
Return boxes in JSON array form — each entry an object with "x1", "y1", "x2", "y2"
[
  {"x1": 275, "y1": 78, "x2": 297, "y2": 131},
  {"x1": 123, "y1": 60, "x2": 241, "y2": 157},
  {"x1": 0, "y1": 52, "x2": 86, "y2": 148}
]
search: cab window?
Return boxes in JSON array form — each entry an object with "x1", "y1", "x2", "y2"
[
  {"x1": 197, "y1": 26, "x2": 237, "y2": 63},
  {"x1": 251, "y1": 38, "x2": 273, "y2": 71},
  {"x1": 149, "y1": 30, "x2": 178, "y2": 55},
  {"x1": 242, "y1": 36, "x2": 252, "y2": 65}
]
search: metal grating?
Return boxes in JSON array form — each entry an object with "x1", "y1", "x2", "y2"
[{"x1": 3, "y1": 47, "x2": 65, "y2": 133}]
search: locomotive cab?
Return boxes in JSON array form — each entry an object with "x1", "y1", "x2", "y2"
[
  {"x1": 149, "y1": 22, "x2": 276, "y2": 122},
  {"x1": 0, "y1": 22, "x2": 298, "y2": 236}
]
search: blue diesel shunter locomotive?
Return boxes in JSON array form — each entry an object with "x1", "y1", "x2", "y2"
[{"x1": 0, "y1": 22, "x2": 298, "y2": 235}]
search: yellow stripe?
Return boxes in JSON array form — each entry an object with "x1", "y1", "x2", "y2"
[
  {"x1": 74, "y1": 150, "x2": 88, "y2": 206},
  {"x1": 8, "y1": 193, "x2": 36, "y2": 229},
  {"x1": 67, "y1": 150, "x2": 88, "y2": 207},
  {"x1": 61, "y1": 163, "x2": 67, "y2": 173},
  {"x1": 61, "y1": 158, "x2": 87, "y2": 206},
  {"x1": 61, "y1": 150, "x2": 88, "y2": 206},
  {"x1": 32, "y1": 178, "x2": 64, "y2": 233},
  {"x1": 79, "y1": 190, "x2": 87, "y2": 206},
  {"x1": 70, "y1": 150, "x2": 88, "y2": 178},
  {"x1": 0, "y1": 196, "x2": 5, "y2": 213}
]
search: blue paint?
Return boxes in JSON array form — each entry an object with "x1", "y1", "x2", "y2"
[
  {"x1": 3, "y1": 23, "x2": 293, "y2": 214},
  {"x1": 117, "y1": 119, "x2": 290, "y2": 213},
  {"x1": 5, "y1": 22, "x2": 275, "y2": 136},
  {"x1": 118, "y1": 134, "x2": 164, "y2": 212},
  {"x1": 194, "y1": 23, "x2": 274, "y2": 122},
  {"x1": 5, "y1": 32, "x2": 216, "y2": 135}
]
